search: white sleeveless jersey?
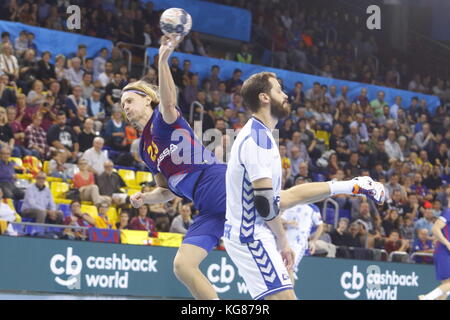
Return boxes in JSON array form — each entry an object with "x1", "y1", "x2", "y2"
[
  {"x1": 282, "y1": 204, "x2": 323, "y2": 247},
  {"x1": 224, "y1": 117, "x2": 282, "y2": 244}
]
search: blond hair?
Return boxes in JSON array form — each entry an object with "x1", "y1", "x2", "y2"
[{"x1": 122, "y1": 80, "x2": 160, "y2": 109}]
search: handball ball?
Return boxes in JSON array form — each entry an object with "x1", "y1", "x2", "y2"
[{"x1": 159, "y1": 8, "x2": 192, "y2": 37}]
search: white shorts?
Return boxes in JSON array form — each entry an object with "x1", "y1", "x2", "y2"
[{"x1": 223, "y1": 236, "x2": 293, "y2": 300}]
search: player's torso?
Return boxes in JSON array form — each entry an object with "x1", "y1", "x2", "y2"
[
  {"x1": 139, "y1": 107, "x2": 215, "y2": 194},
  {"x1": 225, "y1": 118, "x2": 281, "y2": 243}
]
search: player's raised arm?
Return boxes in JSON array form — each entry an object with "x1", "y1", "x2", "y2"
[{"x1": 158, "y1": 34, "x2": 183, "y2": 124}]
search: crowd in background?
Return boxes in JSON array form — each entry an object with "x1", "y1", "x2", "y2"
[{"x1": 0, "y1": 0, "x2": 448, "y2": 263}]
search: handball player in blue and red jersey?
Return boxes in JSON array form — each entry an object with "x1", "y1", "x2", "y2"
[
  {"x1": 120, "y1": 35, "x2": 226, "y2": 300},
  {"x1": 419, "y1": 195, "x2": 450, "y2": 300}
]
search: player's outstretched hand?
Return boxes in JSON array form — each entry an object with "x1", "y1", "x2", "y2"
[
  {"x1": 159, "y1": 34, "x2": 184, "y2": 61},
  {"x1": 281, "y1": 247, "x2": 295, "y2": 271},
  {"x1": 130, "y1": 192, "x2": 145, "y2": 208}
]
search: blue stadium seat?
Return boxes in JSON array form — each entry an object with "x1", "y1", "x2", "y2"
[
  {"x1": 325, "y1": 207, "x2": 335, "y2": 225},
  {"x1": 339, "y1": 209, "x2": 351, "y2": 220},
  {"x1": 21, "y1": 217, "x2": 36, "y2": 223}
]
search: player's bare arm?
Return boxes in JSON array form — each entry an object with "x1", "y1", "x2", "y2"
[
  {"x1": 253, "y1": 177, "x2": 294, "y2": 270},
  {"x1": 130, "y1": 172, "x2": 176, "y2": 208},
  {"x1": 158, "y1": 34, "x2": 183, "y2": 124}
]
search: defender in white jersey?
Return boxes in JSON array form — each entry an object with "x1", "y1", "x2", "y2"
[
  {"x1": 282, "y1": 203, "x2": 323, "y2": 284},
  {"x1": 224, "y1": 72, "x2": 386, "y2": 300}
]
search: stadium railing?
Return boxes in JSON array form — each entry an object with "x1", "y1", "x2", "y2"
[{"x1": 322, "y1": 198, "x2": 340, "y2": 228}]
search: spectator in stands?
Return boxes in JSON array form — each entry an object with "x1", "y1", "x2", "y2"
[
  {"x1": 414, "y1": 207, "x2": 436, "y2": 238},
  {"x1": 47, "y1": 111, "x2": 79, "y2": 160},
  {"x1": 13, "y1": 30, "x2": 28, "y2": 57},
  {"x1": 81, "y1": 137, "x2": 108, "y2": 175},
  {"x1": 36, "y1": 51, "x2": 55, "y2": 85},
  {"x1": 48, "y1": 149, "x2": 74, "y2": 181},
  {"x1": 24, "y1": 112, "x2": 48, "y2": 159},
  {"x1": 369, "y1": 140, "x2": 390, "y2": 170},
  {"x1": 412, "y1": 228, "x2": 434, "y2": 263},
  {"x1": 93, "y1": 47, "x2": 109, "y2": 81},
  {"x1": 54, "y1": 54, "x2": 67, "y2": 82},
  {"x1": 26, "y1": 79, "x2": 46, "y2": 106},
  {"x1": 353, "y1": 201, "x2": 378, "y2": 233},
  {"x1": 21, "y1": 171, "x2": 62, "y2": 224},
  {"x1": 235, "y1": 43, "x2": 252, "y2": 64},
  {"x1": 104, "y1": 107, "x2": 127, "y2": 151},
  {"x1": 96, "y1": 160, "x2": 126, "y2": 203},
  {"x1": 80, "y1": 72, "x2": 94, "y2": 99},
  {"x1": 182, "y1": 73, "x2": 199, "y2": 110},
  {"x1": 7, "y1": 105, "x2": 34, "y2": 158},
  {"x1": 68, "y1": 105, "x2": 88, "y2": 135},
  {"x1": 94, "y1": 202, "x2": 115, "y2": 229},
  {"x1": 225, "y1": 69, "x2": 243, "y2": 94},
  {"x1": 105, "y1": 73, "x2": 125, "y2": 114},
  {"x1": 410, "y1": 173, "x2": 430, "y2": 200},
  {"x1": 65, "y1": 57, "x2": 84, "y2": 87},
  {"x1": 382, "y1": 209, "x2": 402, "y2": 237},
  {"x1": 384, "y1": 230, "x2": 409, "y2": 254},
  {"x1": 110, "y1": 47, "x2": 126, "y2": 73},
  {"x1": 63, "y1": 200, "x2": 95, "y2": 240},
  {"x1": 370, "y1": 90, "x2": 386, "y2": 119},
  {"x1": 384, "y1": 130, "x2": 404, "y2": 162},
  {"x1": 77, "y1": 118, "x2": 98, "y2": 153},
  {"x1": 170, "y1": 203, "x2": 193, "y2": 234},
  {"x1": 0, "y1": 74, "x2": 16, "y2": 107},
  {"x1": 116, "y1": 211, "x2": 130, "y2": 230},
  {"x1": 68, "y1": 44, "x2": 88, "y2": 67},
  {"x1": 400, "y1": 214, "x2": 415, "y2": 242},
  {"x1": 0, "y1": 147, "x2": 23, "y2": 200},
  {"x1": 86, "y1": 89, "x2": 105, "y2": 120},
  {"x1": 65, "y1": 85, "x2": 87, "y2": 119},
  {"x1": 0, "y1": 43, "x2": 19, "y2": 81},
  {"x1": 413, "y1": 123, "x2": 436, "y2": 154},
  {"x1": 73, "y1": 158, "x2": 111, "y2": 206},
  {"x1": 344, "y1": 123, "x2": 361, "y2": 153},
  {"x1": 0, "y1": 106, "x2": 20, "y2": 155},
  {"x1": 128, "y1": 137, "x2": 146, "y2": 171},
  {"x1": 130, "y1": 204, "x2": 156, "y2": 235},
  {"x1": 206, "y1": 65, "x2": 221, "y2": 91}
]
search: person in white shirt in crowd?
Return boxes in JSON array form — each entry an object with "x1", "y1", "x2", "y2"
[
  {"x1": 281, "y1": 176, "x2": 335, "y2": 285},
  {"x1": 81, "y1": 137, "x2": 109, "y2": 176},
  {"x1": 390, "y1": 96, "x2": 402, "y2": 121},
  {"x1": 98, "y1": 61, "x2": 114, "y2": 87},
  {"x1": 0, "y1": 42, "x2": 19, "y2": 81},
  {"x1": 80, "y1": 72, "x2": 94, "y2": 99},
  {"x1": 14, "y1": 30, "x2": 29, "y2": 57},
  {"x1": 93, "y1": 47, "x2": 109, "y2": 81},
  {"x1": 21, "y1": 171, "x2": 62, "y2": 224},
  {"x1": 170, "y1": 203, "x2": 194, "y2": 234},
  {"x1": 384, "y1": 130, "x2": 404, "y2": 162},
  {"x1": 350, "y1": 113, "x2": 369, "y2": 142},
  {"x1": 65, "y1": 57, "x2": 84, "y2": 87}
]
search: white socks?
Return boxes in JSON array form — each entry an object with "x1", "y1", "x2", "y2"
[
  {"x1": 327, "y1": 180, "x2": 355, "y2": 196},
  {"x1": 422, "y1": 288, "x2": 444, "y2": 300}
]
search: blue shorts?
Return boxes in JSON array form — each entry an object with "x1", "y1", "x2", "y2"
[
  {"x1": 183, "y1": 164, "x2": 227, "y2": 253},
  {"x1": 434, "y1": 245, "x2": 450, "y2": 281}
]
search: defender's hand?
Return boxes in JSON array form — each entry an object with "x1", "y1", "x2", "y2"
[{"x1": 130, "y1": 192, "x2": 145, "y2": 208}]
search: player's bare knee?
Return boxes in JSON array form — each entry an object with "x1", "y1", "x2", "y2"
[{"x1": 265, "y1": 289, "x2": 296, "y2": 300}]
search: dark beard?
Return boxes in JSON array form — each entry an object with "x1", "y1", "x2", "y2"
[{"x1": 270, "y1": 98, "x2": 289, "y2": 119}]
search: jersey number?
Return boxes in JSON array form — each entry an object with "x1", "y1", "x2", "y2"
[{"x1": 147, "y1": 141, "x2": 159, "y2": 161}]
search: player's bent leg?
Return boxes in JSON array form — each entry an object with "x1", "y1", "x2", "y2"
[
  {"x1": 264, "y1": 289, "x2": 296, "y2": 300},
  {"x1": 173, "y1": 243, "x2": 219, "y2": 300}
]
